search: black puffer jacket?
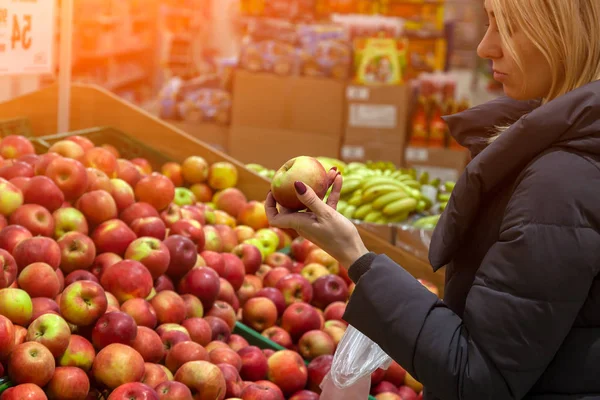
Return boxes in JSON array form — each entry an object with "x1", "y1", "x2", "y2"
[{"x1": 343, "y1": 80, "x2": 600, "y2": 400}]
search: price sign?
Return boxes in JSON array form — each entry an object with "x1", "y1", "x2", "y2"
[{"x1": 0, "y1": 0, "x2": 56, "y2": 75}]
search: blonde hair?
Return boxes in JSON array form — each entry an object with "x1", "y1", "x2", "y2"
[{"x1": 488, "y1": 0, "x2": 600, "y2": 141}]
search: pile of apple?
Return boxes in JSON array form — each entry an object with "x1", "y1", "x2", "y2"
[{"x1": 0, "y1": 134, "x2": 433, "y2": 400}]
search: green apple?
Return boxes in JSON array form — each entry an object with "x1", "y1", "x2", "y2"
[
  {"x1": 174, "y1": 187, "x2": 197, "y2": 206},
  {"x1": 243, "y1": 238, "x2": 268, "y2": 261},
  {"x1": 255, "y1": 229, "x2": 280, "y2": 251}
]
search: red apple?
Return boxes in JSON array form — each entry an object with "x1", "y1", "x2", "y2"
[
  {"x1": 161, "y1": 162, "x2": 184, "y2": 187},
  {"x1": 125, "y1": 237, "x2": 170, "y2": 280},
  {"x1": 174, "y1": 360, "x2": 226, "y2": 400},
  {"x1": 181, "y1": 317, "x2": 212, "y2": 347},
  {"x1": 30, "y1": 297, "x2": 59, "y2": 321},
  {"x1": 178, "y1": 267, "x2": 220, "y2": 311},
  {"x1": 57, "y1": 334, "x2": 96, "y2": 371},
  {"x1": 200, "y1": 251, "x2": 224, "y2": 276},
  {"x1": 159, "y1": 330, "x2": 191, "y2": 353},
  {"x1": 81, "y1": 147, "x2": 118, "y2": 178},
  {"x1": 17, "y1": 262, "x2": 59, "y2": 298},
  {"x1": 266, "y1": 350, "x2": 308, "y2": 396},
  {"x1": 397, "y1": 386, "x2": 418, "y2": 400},
  {"x1": 109, "y1": 178, "x2": 135, "y2": 212},
  {"x1": 190, "y1": 183, "x2": 213, "y2": 203},
  {"x1": 8, "y1": 176, "x2": 30, "y2": 194},
  {"x1": 13, "y1": 325, "x2": 27, "y2": 345},
  {"x1": 289, "y1": 390, "x2": 320, "y2": 400},
  {"x1": 207, "y1": 300, "x2": 237, "y2": 330},
  {"x1": 141, "y1": 362, "x2": 169, "y2": 389},
  {"x1": 92, "y1": 311, "x2": 138, "y2": 349},
  {"x1": 241, "y1": 383, "x2": 284, "y2": 400},
  {"x1": 311, "y1": 275, "x2": 348, "y2": 309},
  {"x1": 181, "y1": 156, "x2": 209, "y2": 184},
  {"x1": 23, "y1": 175, "x2": 64, "y2": 212},
  {"x1": 65, "y1": 135, "x2": 94, "y2": 151},
  {"x1": 64, "y1": 269, "x2": 99, "y2": 287},
  {"x1": 0, "y1": 314, "x2": 15, "y2": 359},
  {"x1": 150, "y1": 290, "x2": 186, "y2": 325},
  {"x1": 288, "y1": 260, "x2": 303, "y2": 274},
  {"x1": 121, "y1": 298, "x2": 157, "y2": 328},
  {"x1": 165, "y1": 340, "x2": 209, "y2": 374},
  {"x1": 52, "y1": 207, "x2": 89, "y2": 238},
  {"x1": 0, "y1": 135, "x2": 35, "y2": 159},
  {"x1": 154, "y1": 275, "x2": 175, "y2": 292},
  {"x1": 214, "y1": 225, "x2": 238, "y2": 253},
  {"x1": 91, "y1": 219, "x2": 137, "y2": 256},
  {"x1": 131, "y1": 216, "x2": 167, "y2": 240},
  {"x1": 213, "y1": 188, "x2": 247, "y2": 218},
  {"x1": 46, "y1": 366, "x2": 90, "y2": 400},
  {"x1": 0, "y1": 178, "x2": 24, "y2": 218},
  {"x1": 384, "y1": 361, "x2": 407, "y2": 386},
  {"x1": 117, "y1": 159, "x2": 143, "y2": 188},
  {"x1": 265, "y1": 253, "x2": 293, "y2": 270},
  {"x1": 372, "y1": 381, "x2": 400, "y2": 396},
  {"x1": 227, "y1": 334, "x2": 249, "y2": 352},
  {"x1": 234, "y1": 225, "x2": 255, "y2": 243},
  {"x1": 108, "y1": 382, "x2": 160, "y2": 400},
  {"x1": 120, "y1": 202, "x2": 160, "y2": 226},
  {"x1": 101, "y1": 260, "x2": 153, "y2": 303},
  {"x1": 92, "y1": 343, "x2": 145, "y2": 389},
  {"x1": 160, "y1": 204, "x2": 182, "y2": 228},
  {"x1": 46, "y1": 157, "x2": 88, "y2": 200},
  {"x1": 217, "y1": 278, "x2": 236, "y2": 305},
  {"x1": 231, "y1": 244, "x2": 262, "y2": 275},
  {"x1": 219, "y1": 254, "x2": 244, "y2": 292},
  {"x1": 131, "y1": 326, "x2": 165, "y2": 363},
  {"x1": 8, "y1": 341, "x2": 55, "y2": 386},
  {"x1": 0, "y1": 249, "x2": 17, "y2": 289},
  {"x1": 262, "y1": 349, "x2": 275, "y2": 359},
  {"x1": 307, "y1": 354, "x2": 333, "y2": 393},
  {"x1": 290, "y1": 238, "x2": 318, "y2": 263},
  {"x1": 281, "y1": 302, "x2": 321, "y2": 342},
  {"x1": 209, "y1": 347, "x2": 242, "y2": 372},
  {"x1": 164, "y1": 235, "x2": 197, "y2": 280},
  {"x1": 86, "y1": 168, "x2": 112, "y2": 192},
  {"x1": 271, "y1": 156, "x2": 328, "y2": 210},
  {"x1": 135, "y1": 173, "x2": 175, "y2": 211},
  {"x1": 236, "y1": 201, "x2": 269, "y2": 231},
  {"x1": 76, "y1": 190, "x2": 118, "y2": 227},
  {"x1": 276, "y1": 273, "x2": 313, "y2": 306},
  {"x1": 1, "y1": 384, "x2": 48, "y2": 400},
  {"x1": 261, "y1": 326, "x2": 292, "y2": 349},
  {"x1": 180, "y1": 294, "x2": 204, "y2": 319},
  {"x1": 237, "y1": 346, "x2": 268, "y2": 382},
  {"x1": 236, "y1": 275, "x2": 263, "y2": 306},
  {"x1": 216, "y1": 363, "x2": 243, "y2": 398},
  {"x1": 0, "y1": 225, "x2": 31, "y2": 255},
  {"x1": 9, "y1": 204, "x2": 55, "y2": 237},
  {"x1": 155, "y1": 380, "x2": 193, "y2": 400},
  {"x1": 262, "y1": 267, "x2": 289, "y2": 289},
  {"x1": 242, "y1": 297, "x2": 277, "y2": 332},
  {"x1": 298, "y1": 330, "x2": 335, "y2": 360},
  {"x1": 90, "y1": 252, "x2": 122, "y2": 281},
  {"x1": 60, "y1": 280, "x2": 108, "y2": 326},
  {"x1": 372, "y1": 368, "x2": 386, "y2": 386},
  {"x1": 131, "y1": 158, "x2": 152, "y2": 175},
  {"x1": 204, "y1": 316, "x2": 231, "y2": 342},
  {"x1": 57, "y1": 232, "x2": 96, "y2": 274},
  {"x1": 207, "y1": 162, "x2": 238, "y2": 190},
  {"x1": 323, "y1": 301, "x2": 347, "y2": 323}
]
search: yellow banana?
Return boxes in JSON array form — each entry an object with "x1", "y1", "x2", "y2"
[
  {"x1": 341, "y1": 205, "x2": 356, "y2": 219},
  {"x1": 353, "y1": 204, "x2": 373, "y2": 220},
  {"x1": 397, "y1": 174, "x2": 415, "y2": 182},
  {"x1": 386, "y1": 211, "x2": 410, "y2": 224},
  {"x1": 348, "y1": 193, "x2": 363, "y2": 206},
  {"x1": 416, "y1": 199, "x2": 427, "y2": 213},
  {"x1": 340, "y1": 179, "x2": 362, "y2": 195},
  {"x1": 361, "y1": 185, "x2": 402, "y2": 203},
  {"x1": 396, "y1": 182, "x2": 422, "y2": 199},
  {"x1": 383, "y1": 198, "x2": 418, "y2": 216},
  {"x1": 361, "y1": 177, "x2": 404, "y2": 191},
  {"x1": 374, "y1": 216, "x2": 388, "y2": 224},
  {"x1": 372, "y1": 191, "x2": 408, "y2": 210},
  {"x1": 364, "y1": 210, "x2": 383, "y2": 223},
  {"x1": 438, "y1": 193, "x2": 451, "y2": 202},
  {"x1": 403, "y1": 179, "x2": 421, "y2": 189}
]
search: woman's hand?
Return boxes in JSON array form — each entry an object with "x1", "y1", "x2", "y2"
[{"x1": 265, "y1": 170, "x2": 369, "y2": 268}]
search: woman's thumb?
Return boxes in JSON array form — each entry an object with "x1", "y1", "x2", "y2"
[{"x1": 294, "y1": 181, "x2": 328, "y2": 215}]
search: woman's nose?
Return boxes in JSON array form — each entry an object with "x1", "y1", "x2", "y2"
[{"x1": 477, "y1": 29, "x2": 503, "y2": 60}]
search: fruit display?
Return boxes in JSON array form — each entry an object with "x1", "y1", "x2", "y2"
[{"x1": 0, "y1": 133, "x2": 436, "y2": 399}]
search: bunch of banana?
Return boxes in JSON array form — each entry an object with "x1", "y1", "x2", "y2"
[
  {"x1": 436, "y1": 181, "x2": 455, "y2": 212},
  {"x1": 246, "y1": 163, "x2": 276, "y2": 179}
]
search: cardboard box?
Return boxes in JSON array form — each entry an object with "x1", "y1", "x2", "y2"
[
  {"x1": 231, "y1": 70, "x2": 345, "y2": 137},
  {"x1": 340, "y1": 138, "x2": 405, "y2": 167},
  {"x1": 404, "y1": 146, "x2": 470, "y2": 182},
  {"x1": 344, "y1": 84, "x2": 411, "y2": 143},
  {"x1": 166, "y1": 121, "x2": 229, "y2": 154},
  {"x1": 229, "y1": 126, "x2": 341, "y2": 170}
]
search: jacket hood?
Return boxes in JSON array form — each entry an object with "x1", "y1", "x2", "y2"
[{"x1": 430, "y1": 79, "x2": 600, "y2": 270}]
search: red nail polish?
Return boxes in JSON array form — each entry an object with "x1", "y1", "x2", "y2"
[
  {"x1": 330, "y1": 167, "x2": 337, "y2": 172},
  {"x1": 294, "y1": 181, "x2": 307, "y2": 194}
]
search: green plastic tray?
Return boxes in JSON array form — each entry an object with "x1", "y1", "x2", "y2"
[
  {"x1": 29, "y1": 126, "x2": 174, "y2": 172},
  {"x1": 0, "y1": 376, "x2": 13, "y2": 395},
  {"x1": 233, "y1": 322, "x2": 377, "y2": 400}
]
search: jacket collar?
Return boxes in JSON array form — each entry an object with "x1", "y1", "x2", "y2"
[{"x1": 429, "y1": 80, "x2": 600, "y2": 270}]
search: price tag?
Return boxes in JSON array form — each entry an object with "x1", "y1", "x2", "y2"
[{"x1": 0, "y1": 0, "x2": 56, "y2": 75}]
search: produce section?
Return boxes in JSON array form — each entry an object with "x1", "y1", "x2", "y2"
[{"x1": 0, "y1": 83, "x2": 446, "y2": 398}]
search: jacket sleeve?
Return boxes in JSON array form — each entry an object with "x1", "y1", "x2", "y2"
[{"x1": 343, "y1": 160, "x2": 600, "y2": 400}]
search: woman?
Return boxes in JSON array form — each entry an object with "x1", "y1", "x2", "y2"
[{"x1": 265, "y1": 0, "x2": 600, "y2": 399}]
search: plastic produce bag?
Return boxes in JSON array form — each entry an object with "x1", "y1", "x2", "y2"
[{"x1": 320, "y1": 325, "x2": 392, "y2": 399}]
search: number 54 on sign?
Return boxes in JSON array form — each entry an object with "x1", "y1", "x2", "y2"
[{"x1": 0, "y1": 0, "x2": 56, "y2": 75}]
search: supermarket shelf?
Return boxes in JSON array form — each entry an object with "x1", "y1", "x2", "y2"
[
  {"x1": 0, "y1": 83, "x2": 446, "y2": 295},
  {"x1": 77, "y1": 43, "x2": 151, "y2": 60}
]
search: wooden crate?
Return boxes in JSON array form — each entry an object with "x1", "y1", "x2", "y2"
[{"x1": 0, "y1": 83, "x2": 445, "y2": 295}]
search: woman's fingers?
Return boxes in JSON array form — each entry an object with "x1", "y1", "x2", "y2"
[
  {"x1": 264, "y1": 192, "x2": 280, "y2": 220},
  {"x1": 294, "y1": 181, "x2": 331, "y2": 217},
  {"x1": 326, "y1": 173, "x2": 343, "y2": 210},
  {"x1": 326, "y1": 168, "x2": 338, "y2": 187}
]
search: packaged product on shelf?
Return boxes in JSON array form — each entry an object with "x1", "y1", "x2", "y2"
[
  {"x1": 406, "y1": 36, "x2": 447, "y2": 78},
  {"x1": 239, "y1": 40, "x2": 299, "y2": 76},
  {"x1": 353, "y1": 37, "x2": 408, "y2": 85},
  {"x1": 317, "y1": 0, "x2": 378, "y2": 15},
  {"x1": 299, "y1": 39, "x2": 352, "y2": 80},
  {"x1": 330, "y1": 14, "x2": 404, "y2": 39},
  {"x1": 379, "y1": 0, "x2": 445, "y2": 37},
  {"x1": 241, "y1": 0, "x2": 319, "y2": 19}
]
